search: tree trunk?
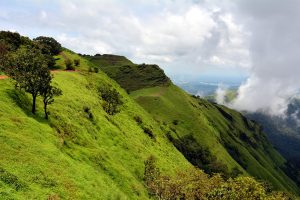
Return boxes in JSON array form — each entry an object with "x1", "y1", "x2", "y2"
[{"x1": 32, "y1": 94, "x2": 37, "y2": 114}]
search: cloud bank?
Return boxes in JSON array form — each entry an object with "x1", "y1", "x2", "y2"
[{"x1": 230, "y1": 0, "x2": 300, "y2": 115}]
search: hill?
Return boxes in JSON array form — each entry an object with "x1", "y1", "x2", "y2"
[
  {"x1": 0, "y1": 55, "x2": 192, "y2": 199},
  {"x1": 88, "y1": 54, "x2": 300, "y2": 194},
  {"x1": 85, "y1": 54, "x2": 170, "y2": 92},
  {"x1": 0, "y1": 32, "x2": 299, "y2": 199}
]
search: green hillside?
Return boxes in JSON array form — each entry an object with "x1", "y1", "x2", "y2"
[
  {"x1": 87, "y1": 54, "x2": 300, "y2": 194},
  {"x1": 130, "y1": 85, "x2": 299, "y2": 193},
  {"x1": 0, "y1": 35, "x2": 299, "y2": 199},
  {"x1": 85, "y1": 54, "x2": 170, "y2": 92},
  {"x1": 0, "y1": 57, "x2": 191, "y2": 199}
]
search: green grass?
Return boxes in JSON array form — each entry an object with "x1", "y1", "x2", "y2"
[
  {"x1": 54, "y1": 49, "x2": 94, "y2": 71},
  {"x1": 0, "y1": 70, "x2": 190, "y2": 199},
  {"x1": 87, "y1": 55, "x2": 170, "y2": 92},
  {"x1": 130, "y1": 85, "x2": 300, "y2": 194},
  {"x1": 1, "y1": 49, "x2": 299, "y2": 199},
  {"x1": 85, "y1": 54, "x2": 134, "y2": 68}
]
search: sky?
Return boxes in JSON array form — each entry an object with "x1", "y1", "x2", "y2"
[{"x1": 1, "y1": 0, "x2": 300, "y2": 115}]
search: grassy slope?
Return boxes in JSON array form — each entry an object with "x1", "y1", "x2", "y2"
[
  {"x1": 130, "y1": 85, "x2": 300, "y2": 194},
  {"x1": 0, "y1": 51, "x2": 190, "y2": 199},
  {"x1": 85, "y1": 55, "x2": 170, "y2": 92},
  {"x1": 88, "y1": 54, "x2": 300, "y2": 194}
]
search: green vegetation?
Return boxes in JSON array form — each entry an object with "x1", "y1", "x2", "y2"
[
  {"x1": 98, "y1": 85, "x2": 123, "y2": 115},
  {"x1": 0, "y1": 70, "x2": 193, "y2": 199},
  {"x1": 74, "y1": 59, "x2": 80, "y2": 67},
  {"x1": 87, "y1": 54, "x2": 170, "y2": 92},
  {"x1": 33, "y1": 36, "x2": 62, "y2": 56},
  {"x1": 0, "y1": 31, "x2": 299, "y2": 199},
  {"x1": 41, "y1": 85, "x2": 62, "y2": 119},
  {"x1": 144, "y1": 156, "x2": 293, "y2": 200},
  {"x1": 64, "y1": 58, "x2": 74, "y2": 70},
  {"x1": 130, "y1": 85, "x2": 300, "y2": 194},
  {"x1": 2, "y1": 46, "x2": 55, "y2": 115}
]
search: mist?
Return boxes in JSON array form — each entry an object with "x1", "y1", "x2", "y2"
[{"x1": 230, "y1": 0, "x2": 300, "y2": 116}]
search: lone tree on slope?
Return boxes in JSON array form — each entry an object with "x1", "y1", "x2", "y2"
[{"x1": 41, "y1": 85, "x2": 62, "y2": 119}]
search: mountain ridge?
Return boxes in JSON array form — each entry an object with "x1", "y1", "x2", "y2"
[{"x1": 0, "y1": 32, "x2": 299, "y2": 198}]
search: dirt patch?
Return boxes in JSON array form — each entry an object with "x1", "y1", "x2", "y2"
[
  {"x1": 0, "y1": 70, "x2": 79, "y2": 80},
  {"x1": 0, "y1": 75, "x2": 8, "y2": 80}
]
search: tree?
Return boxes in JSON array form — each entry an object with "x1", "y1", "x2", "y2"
[
  {"x1": 41, "y1": 85, "x2": 62, "y2": 119},
  {"x1": 33, "y1": 36, "x2": 61, "y2": 55},
  {"x1": 0, "y1": 40, "x2": 9, "y2": 70},
  {"x1": 98, "y1": 86, "x2": 123, "y2": 115},
  {"x1": 0, "y1": 31, "x2": 21, "y2": 51},
  {"x1": 4, "y1": 46, "x2": 51, "y2": 114}
]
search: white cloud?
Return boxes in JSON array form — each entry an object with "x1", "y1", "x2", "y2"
[
  {"x1": 230, "y1": 0, "x2": 300, "y2": 116},
  {"x1": 10, "y1": 0, "x2": 300, "y2": 117},
  {"x1": 0, "y1": 0, "x2": 250, "y2": 74},
  {"x1": 216, "y1": 84, "x2": 228, "y2": 104}
]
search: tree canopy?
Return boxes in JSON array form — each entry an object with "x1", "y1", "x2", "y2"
[
  {"x1": 33, "y1": 36, "x2": 62, "y2": 56},
  {"x1": 4, "y1": 46, "x2": 52, "y2": 114}
]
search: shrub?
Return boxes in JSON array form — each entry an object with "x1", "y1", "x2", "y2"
[
  {"x1": 65, "y1": 58, "x2": 74, "y2": 70},
  {"x1": 0, "y1": 167, "x2": 28, "y2": 191},
  {"x1": 142, "y1": 126, "x2": 155, "y2": 139},
  {"x1": 98, "y1": 86, "x2": 123, "y2": 115},
  {"x1": 83, "y1": 106, "x2": 94, "y2": 120},
  {"x1": 144, "y1": 160, "x2": 292, "y2": 200},
  {"x1": 144, "y1": 156, "x2": 160, "y2": 196},
  {"x1": 172, "y1": 119, "x2": 179, "y2": 125},
  {"x1": 134, "y1": 115, "x2": 143, "y2": 125},
  {"x1": 74, "y1": 59, "x2": 80, "y2": 66}
]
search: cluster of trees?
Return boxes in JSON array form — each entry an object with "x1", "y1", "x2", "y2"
[
  {"x1": 144, "y1": 156, "x2": 293, "y2": 200},
  {"x1": 0, "y1": 31, "x2": 62, "y2": 119},
  {"x1": 0, "y1": 31, "x2": 61, "y2": 69}
]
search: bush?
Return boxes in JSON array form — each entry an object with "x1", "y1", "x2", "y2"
[
  {"x1": 134, "y1": 115, "x2": 143, "y2": 125},
  {"x1": 0, "y1": 167, "x2": 28, "y2": 191},
  {"x1": 144, "y1": 160, "x2": 293, "y2": 200},
  {"x1": 142, "y1": 126, "x2": 155, "y2": 139},
  {"x1": 74, "y1": 59, "x2": 80, "y2": 66},
  {"x1": 172, "y1": 119, "x2": 179, "y2": 125},
  {"x1": 65, "y1": 58, "x2": 74, "y2": 70},
  {"x1": 83, "y1": 106, "x2": 94, "y2": 120},
  {"x1": 98, "y1": 86, "x2": 123, "y2": 115}
]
